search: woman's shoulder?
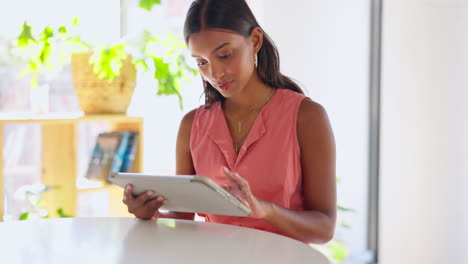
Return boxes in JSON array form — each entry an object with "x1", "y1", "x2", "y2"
[
  {"x1": 275, "y1": 88, "x2": 307, "y2": 104},
  {"x1": 180, "y1": 102, "x2": 220, "y2": 129},
  {"x1": 298, "y1": 98, "x2": 328, "y2": 125},
  {"x1": 273, "y1": 88, "x2": 325, "y2": 120},
  {"x1": 297, "y1": 98, "x2": 332, "y2": 147},
  {"x1": 179, "y1": 108, "x2": 198, "y2": 133}
]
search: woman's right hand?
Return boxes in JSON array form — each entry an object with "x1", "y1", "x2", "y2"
[{"x1": 122, "y1": 184, "x2": 167, "y2": 220}]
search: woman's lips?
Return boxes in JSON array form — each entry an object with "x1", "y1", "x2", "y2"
[{"x1": 218, "y1": 81, "x2": 233, "y2": 91}]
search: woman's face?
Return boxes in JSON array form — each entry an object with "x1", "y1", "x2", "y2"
[{"x1": 188, "y1": 29, "x2": 256, "y2": 98}]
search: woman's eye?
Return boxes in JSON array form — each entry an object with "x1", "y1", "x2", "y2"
[
  {"x1": 197, "y1": 61, "x2": 207, "y2": 66},
  {"x1": 219, "y1": 52, "x2": 231, "y2": 59}
]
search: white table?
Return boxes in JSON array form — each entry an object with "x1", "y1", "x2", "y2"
[{"x1": 0, "y1": 217, "x2": 330, "y2": 264}]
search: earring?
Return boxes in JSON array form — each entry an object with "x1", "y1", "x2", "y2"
[{"x1": 254, "y1": 53, "x2": 258, "y2": 68}]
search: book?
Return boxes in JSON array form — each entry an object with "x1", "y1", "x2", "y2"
[
  {"x1": 110, "y1": 131, "x2": 132, "y2": 175},
  {"x1": 121, "y1": 132, "x2": 138, "y2": 172},
  {"x1": 85, "y1": 131, "x2": 137, "y2": 182},
  {"x1": 85, "y1": 131, "x2": 122, "y2": 182}
]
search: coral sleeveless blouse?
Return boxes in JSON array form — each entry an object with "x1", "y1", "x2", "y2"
[{"x1": 190, "y1": 88, "x2": 306, "y2": 236}]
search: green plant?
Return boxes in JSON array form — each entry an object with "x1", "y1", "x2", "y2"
[
  {"x1": 15, "y1": 18, "x2": 85, "y2": 88},
  {"x1": 139, "y1": 0, "x2": 161, "y2": 11},
  {"x1": 14, "y1": 3, "x2": 197, "y2": 109},
  {"x1": 14, "y1": 184, "x2": 72, "y2": 220}
]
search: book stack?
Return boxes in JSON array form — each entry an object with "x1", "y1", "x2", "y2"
[{"x1": 85, "y1": 131, "x2": 138, "y2": 182}]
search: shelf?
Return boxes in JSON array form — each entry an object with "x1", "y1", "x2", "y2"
[
  {"x1": 0, "y1": 112, "x2": 143, "y2": 124},
  {"x1": 0, "y1": 113, "x2": 144, "y2": 220},
  {"x1": 77, "y1": 184, "x2": 113, "y2": 193},
  {"x1": 76, "y1": 177, "x2": 105, "y2": 190}
]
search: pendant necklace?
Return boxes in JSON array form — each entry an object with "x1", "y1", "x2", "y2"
[{"x1": 231, "y1": 89, "x2": 275, "y2": 153}]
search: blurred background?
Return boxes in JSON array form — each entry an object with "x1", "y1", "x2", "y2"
[{"x1": 0, "y1": 0, "x2": 466, "y2": 263}]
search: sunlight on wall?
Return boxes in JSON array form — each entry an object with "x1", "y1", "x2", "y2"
[{"x1": 0, "y1": 0, "x2": 119, "y2": 42}]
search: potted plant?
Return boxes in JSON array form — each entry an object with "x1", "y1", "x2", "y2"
[
  {"x1": 15, "y1": 15, "x2": 197, "y2": 113},
  {"x1": 13, "y1": 184, "x2": 72, "y2": 220}
]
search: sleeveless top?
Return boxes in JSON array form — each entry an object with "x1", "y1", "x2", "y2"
[{"x1": 190, "y1": 88, "x2": 306, "y2": 236}]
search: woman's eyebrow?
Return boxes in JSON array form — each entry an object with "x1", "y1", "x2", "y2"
[{"x1": 192, "y1": 42, "x2": 231, "y2": 57}]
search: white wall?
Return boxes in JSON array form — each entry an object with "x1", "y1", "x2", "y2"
[
  {"x1": 380, "y1": 0, "x2": 468, "y2": 263},
  {"x1": 252, "y1": 0, "x2": 371, "y2": 259},
  {"x1": 0, "y1": 0, "x2": 120, "y2": 41}
]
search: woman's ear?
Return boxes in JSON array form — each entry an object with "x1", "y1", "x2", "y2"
[{"x1": 250, "y1": 27, "x2": 264, "y2": 53}]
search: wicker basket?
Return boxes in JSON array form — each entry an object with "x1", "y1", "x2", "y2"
[{"x1": 71, "y1": 53, "x2": 136, "y2": 114}]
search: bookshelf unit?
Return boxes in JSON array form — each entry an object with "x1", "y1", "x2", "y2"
[{"x1": 0, "y1": 113, "x2": 143, "y2": 220}]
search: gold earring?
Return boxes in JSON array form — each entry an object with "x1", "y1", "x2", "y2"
[{"x1": 254, "y1": 53, "x2": 258, "y2": 68}]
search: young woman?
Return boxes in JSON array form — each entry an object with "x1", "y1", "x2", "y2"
[{"x1": 123, "y1": 0, "x2": 336, "y2": 244}]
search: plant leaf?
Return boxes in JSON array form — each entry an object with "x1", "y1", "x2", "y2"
[
  {"x1": 17, "y1": 22, "x2": 36, "y2": 47},
  {"x1": 58, "y1": 25, "x2": 68, "y2": 34},
  {"x1": 326, "y1": 241, "x2": 350, "y2": 262},
  {"x1": 44, "y1": 185, "x2": 60, "y2": 192},
  {"x1": 34, "y1": 199, "x2": 45, "y2": 206},
  {"x1": 30, "y1": 72, "x2": 38, "y2": 88},
  {"x1": 41, "y1": 26, "x2": 54, "y2": 41},
  {"x1": 90, "y1": 44, "x2": 127, "y2": 80},
  {"x1": 337, "y1": 205, "x2": 356, "y2": 212},
  {"x1": 134, "y1": 59, "x2": 149, "y2": 72},
  {"x1": 39, "y1": 43, "x2": 51, "y2": 64},
  {"x1": 56, "y1": 208, "x2": 72, "y2": 218},
  {"x1": 19, "y1": 212, "x2": 29, "y2": 220},
  {"x1": 153, "y1": 57, "x2": 169, "y2": 80},
  {"x1": 139, "y1": 0, "x2": 161, "y2": 11}
]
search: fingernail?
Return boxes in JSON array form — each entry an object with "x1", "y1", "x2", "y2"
[
  {"x1": 147, "y1": 191, "x2": 154, "y2": 196},
  {"x1": 157, "y1": 196, "x2": 164, "y2": 202},
  {"x1": 223, "y1": 166, "x2": 230, "y2": 173}
]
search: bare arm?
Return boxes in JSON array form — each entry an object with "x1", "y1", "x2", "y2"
[{"x1": 265, "y1": 98, "x2": 336, "y2": 243}]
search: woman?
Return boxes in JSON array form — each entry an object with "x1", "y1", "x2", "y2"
[{"x1": 123, "y1": 0, "x2": 336, "y2": 244}]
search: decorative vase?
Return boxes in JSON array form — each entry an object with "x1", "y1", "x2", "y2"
[{"x1": 71, "y1": 53, "x2": 136, "y2": 114}]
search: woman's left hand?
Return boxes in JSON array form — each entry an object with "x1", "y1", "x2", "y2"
[{"x1": 222, "y1": 167, "x2": 273, "y2": 219}]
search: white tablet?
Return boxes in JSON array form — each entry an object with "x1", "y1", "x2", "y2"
[{"x1": 108, "y1": 172, "x2": 251, "y2": 217}]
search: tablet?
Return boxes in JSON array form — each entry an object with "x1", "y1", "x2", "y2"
[{"x1": 108, "y1": 172, "x2": 251, "y2": 217}]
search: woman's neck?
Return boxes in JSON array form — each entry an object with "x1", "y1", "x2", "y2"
[{"x1": 223, "y1": 74, "x2": 274, "y2": 113}]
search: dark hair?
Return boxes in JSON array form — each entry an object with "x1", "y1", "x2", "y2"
[{"x1": 183, "y1": 0, "x2": 304, "y2": 107}]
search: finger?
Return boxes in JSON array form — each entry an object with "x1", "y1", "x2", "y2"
[
  {"x1": 221, "y1": 170, "x2": 248, "y2": 203},
  {"x1": 136, "y1": 190, "x2": 155, "y2": 204},
  {"x1": 231, "y1": 173, "x2": 257, "y2": 206},
  {"x1": 222, "y1": 166, "x2": 233, "y2": 181},
  {"x1": 131, "y1": 196, "x2": 163, "y2": 217},
  {"x1": 235, "y1": 193, "x2": 250, "y2": 207},
  {"x1": 146, "y1": 196, "x2": 166, "y2": 210},
  {"x1": 221, "y1": 184, "x2": 229, "y2": 192},
  {"x1": 123, "y1": 184, "x2": 134, "y2": 205},
  {"x1": 232, "y1": 173, "x2": 252, "y2": 194},
  {"x1": 222, "y1": 167, "x2": 242, "y2": 190},
  {"x1": 223, "y1": 168, "x2": 252, "y2": 202}
]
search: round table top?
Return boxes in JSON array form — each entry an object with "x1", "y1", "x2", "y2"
[{"x1": 0, "y1": 217, "x2": 330, "y2": 264}]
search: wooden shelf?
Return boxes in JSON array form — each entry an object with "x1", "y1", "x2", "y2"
[
  {"x1": 0, "y1": 113, "x2": 144, "y2": 220},
  {"x1": 0, "y1": 112, "x2": 143, "y2": 124}
]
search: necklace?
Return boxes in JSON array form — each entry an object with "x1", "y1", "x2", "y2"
[{"x1": 227, "y1": 89, "x2": 275, "y2": 153}]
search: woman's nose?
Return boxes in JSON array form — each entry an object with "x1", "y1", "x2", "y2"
[{"x1": 208, "y1": 62, "x2": 225, "y2": 82}]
